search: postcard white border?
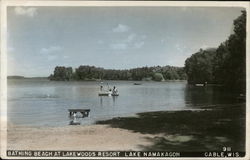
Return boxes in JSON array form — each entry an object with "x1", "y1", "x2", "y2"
[{"x1": 1, "y1": 0, "x2": 249, "y2": 159}]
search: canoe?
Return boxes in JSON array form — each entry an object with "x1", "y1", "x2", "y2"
[
  {"x1": 111, "y1": 93, "x2": 119, "y2": 96},
  {"x1": 134, "y1": 83, "x2": 142, "y2": 85},
  {"x1": 98, "y1": 91, "x2": 112, "y2": 96},
  {"x1": 195, "y1": 84, "x2": 204, "y2": 87}
]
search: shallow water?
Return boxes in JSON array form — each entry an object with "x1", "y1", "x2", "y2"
[{"x1": 7, "y1": 79, "x2": 237, "y2": 127}]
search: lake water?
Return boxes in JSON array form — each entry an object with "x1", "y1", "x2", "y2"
[{"x1": 7, "y1": 79, "x2": 238, "y2": 127}]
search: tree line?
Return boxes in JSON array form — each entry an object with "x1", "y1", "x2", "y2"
[
  {"x1": 49, "y1": 65, "x2": 187, "y2": 81},
  {"x1": 185, "y1": 10, "x2": 246, "y2": 92}
]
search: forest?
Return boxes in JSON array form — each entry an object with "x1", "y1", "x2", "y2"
[
  {"x1": 185, "y1": 10, "x2": 246, "y2": 92},
  {"x1": 49, "y1": 65, "x2": 186, "y2": 81}
]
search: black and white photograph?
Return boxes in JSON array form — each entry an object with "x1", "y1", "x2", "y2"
[{"x1": 0, "y1": 1, "x2": 249, "y2": 159}]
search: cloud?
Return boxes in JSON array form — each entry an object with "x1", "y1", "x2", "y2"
[
  {"x1": 134, "y1": 41, "x2": 145, "y2": 49},
  {"x1": 112, "y1": 24, "x2": 130, "y2": 33},
  {"x1": 97, "y1": 40, "x2": 104, "y2": 44},
  {"x1": 63, "y1": 55, "x2": 69, "y2": 59},
  {"x1": 47, "y1": 55, "x2": 57, "y2": 61},
  {"x1": 109, "y1": 34, "x2": 134, "y2": 50},
  {"x1": 200, "y1": 44, "x2": 209, "y2": 49},
  {"x1": 161, "y1": 39, "x2": 166, "y2": 43},
  {"x1": 110, "y1": 27, "x2": 146, "y2": 50},
  {"x1": 141, "y1": 35, "x2": 147, "y2": 40},
  {"x1": 39, "y1": 46, "x2": 62, "y2": 61},
  {"x1": 126, "y1": 33, "x2": 136, "y2": 43},
  {"x1": 40, "y1": 46, "x2": 62, "y2": 54},
  {"x1": 110, "y1": 33, "x2": 146, "y2": 50},
  {"x1": 14, "y1": 7, "x2": 37, "y2": 17},
  {"x1": 175, "y1": 44, "x2": 185, "y2": 53},
  {"x1": 110, "y1": 43, "x2": 127, "y2": 50}
]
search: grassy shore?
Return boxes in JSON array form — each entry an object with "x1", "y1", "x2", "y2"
[
  {"x1": 97, "y1": 103, "x2": 245, "y2": 151},
  {"x1": 8, "y1": 103, "x2": 245, "y2": 151}
]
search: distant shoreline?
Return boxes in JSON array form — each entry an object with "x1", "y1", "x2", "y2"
[
  {"x1": 7, "y1": 76, "x2": 48, "y2": 79},
  {"x1": 7, "y1": 77, "x2": 187, "y2": 82},
  {"x1": 7, "y1": 76, "x2": 187, "y2": 81}
]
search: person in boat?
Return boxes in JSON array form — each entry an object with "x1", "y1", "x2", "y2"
[
  {"x1": 204, "y1": 81, "x2": 208, "y2": 86},
  {"x1": 73, "y1": 112, "x2": 77, "y2": 122},
  {"x1": 113, "y1": 86, "x2": 118, "y2": 94}
]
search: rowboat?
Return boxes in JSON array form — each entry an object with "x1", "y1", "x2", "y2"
[
  {"x1": 98, "y1": 82, "x2": 119, "y2": 96},
  {"x1": 111, "y1": 92, "x2": 119, "y2": 96},
  {"x1": 98, "y1": 91, "x2": 112, "y2": 96},
  {"x1": 195, "y1": 84, "x2": 205, "y2": 87},
  {"x1": 134, "y1": 83, "x2": 142, "y2": 85}
]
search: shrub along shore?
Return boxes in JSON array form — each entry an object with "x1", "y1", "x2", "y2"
[{"x1": 48, "y1": 65, "x2": 186, "y2": 82}]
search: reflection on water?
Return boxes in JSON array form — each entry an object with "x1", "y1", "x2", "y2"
[
  {"x1": 184, "y1": 85, "x2": 239, "y2": 108},
  {"x1": 112, "y1": 96, "x2": 118, "y2": 106},
  {"x1": 7, "y1": 79, "x2": 237, "y2": 127},
  {"x1": 99, "y1": 96, "x2": 118, "y2": 107},
  {"x1": 100, "y1": 96, "x2": 103, "y2": 107}
]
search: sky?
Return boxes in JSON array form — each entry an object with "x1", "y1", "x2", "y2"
[{"x1": 7, "y1": 6, "x2": 243, "y2": 77}]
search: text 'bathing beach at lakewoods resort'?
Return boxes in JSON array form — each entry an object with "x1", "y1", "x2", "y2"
[{"x1": 1, "y1": 1, "x2": 249, "y2": 159}]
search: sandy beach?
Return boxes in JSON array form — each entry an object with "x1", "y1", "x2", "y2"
[
  {"x1": 7, "y1": 103, "x2": 245, "y2": 151},
  {"x1": 7, "y1": 124, "x2": 158, "y2": 150}
]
